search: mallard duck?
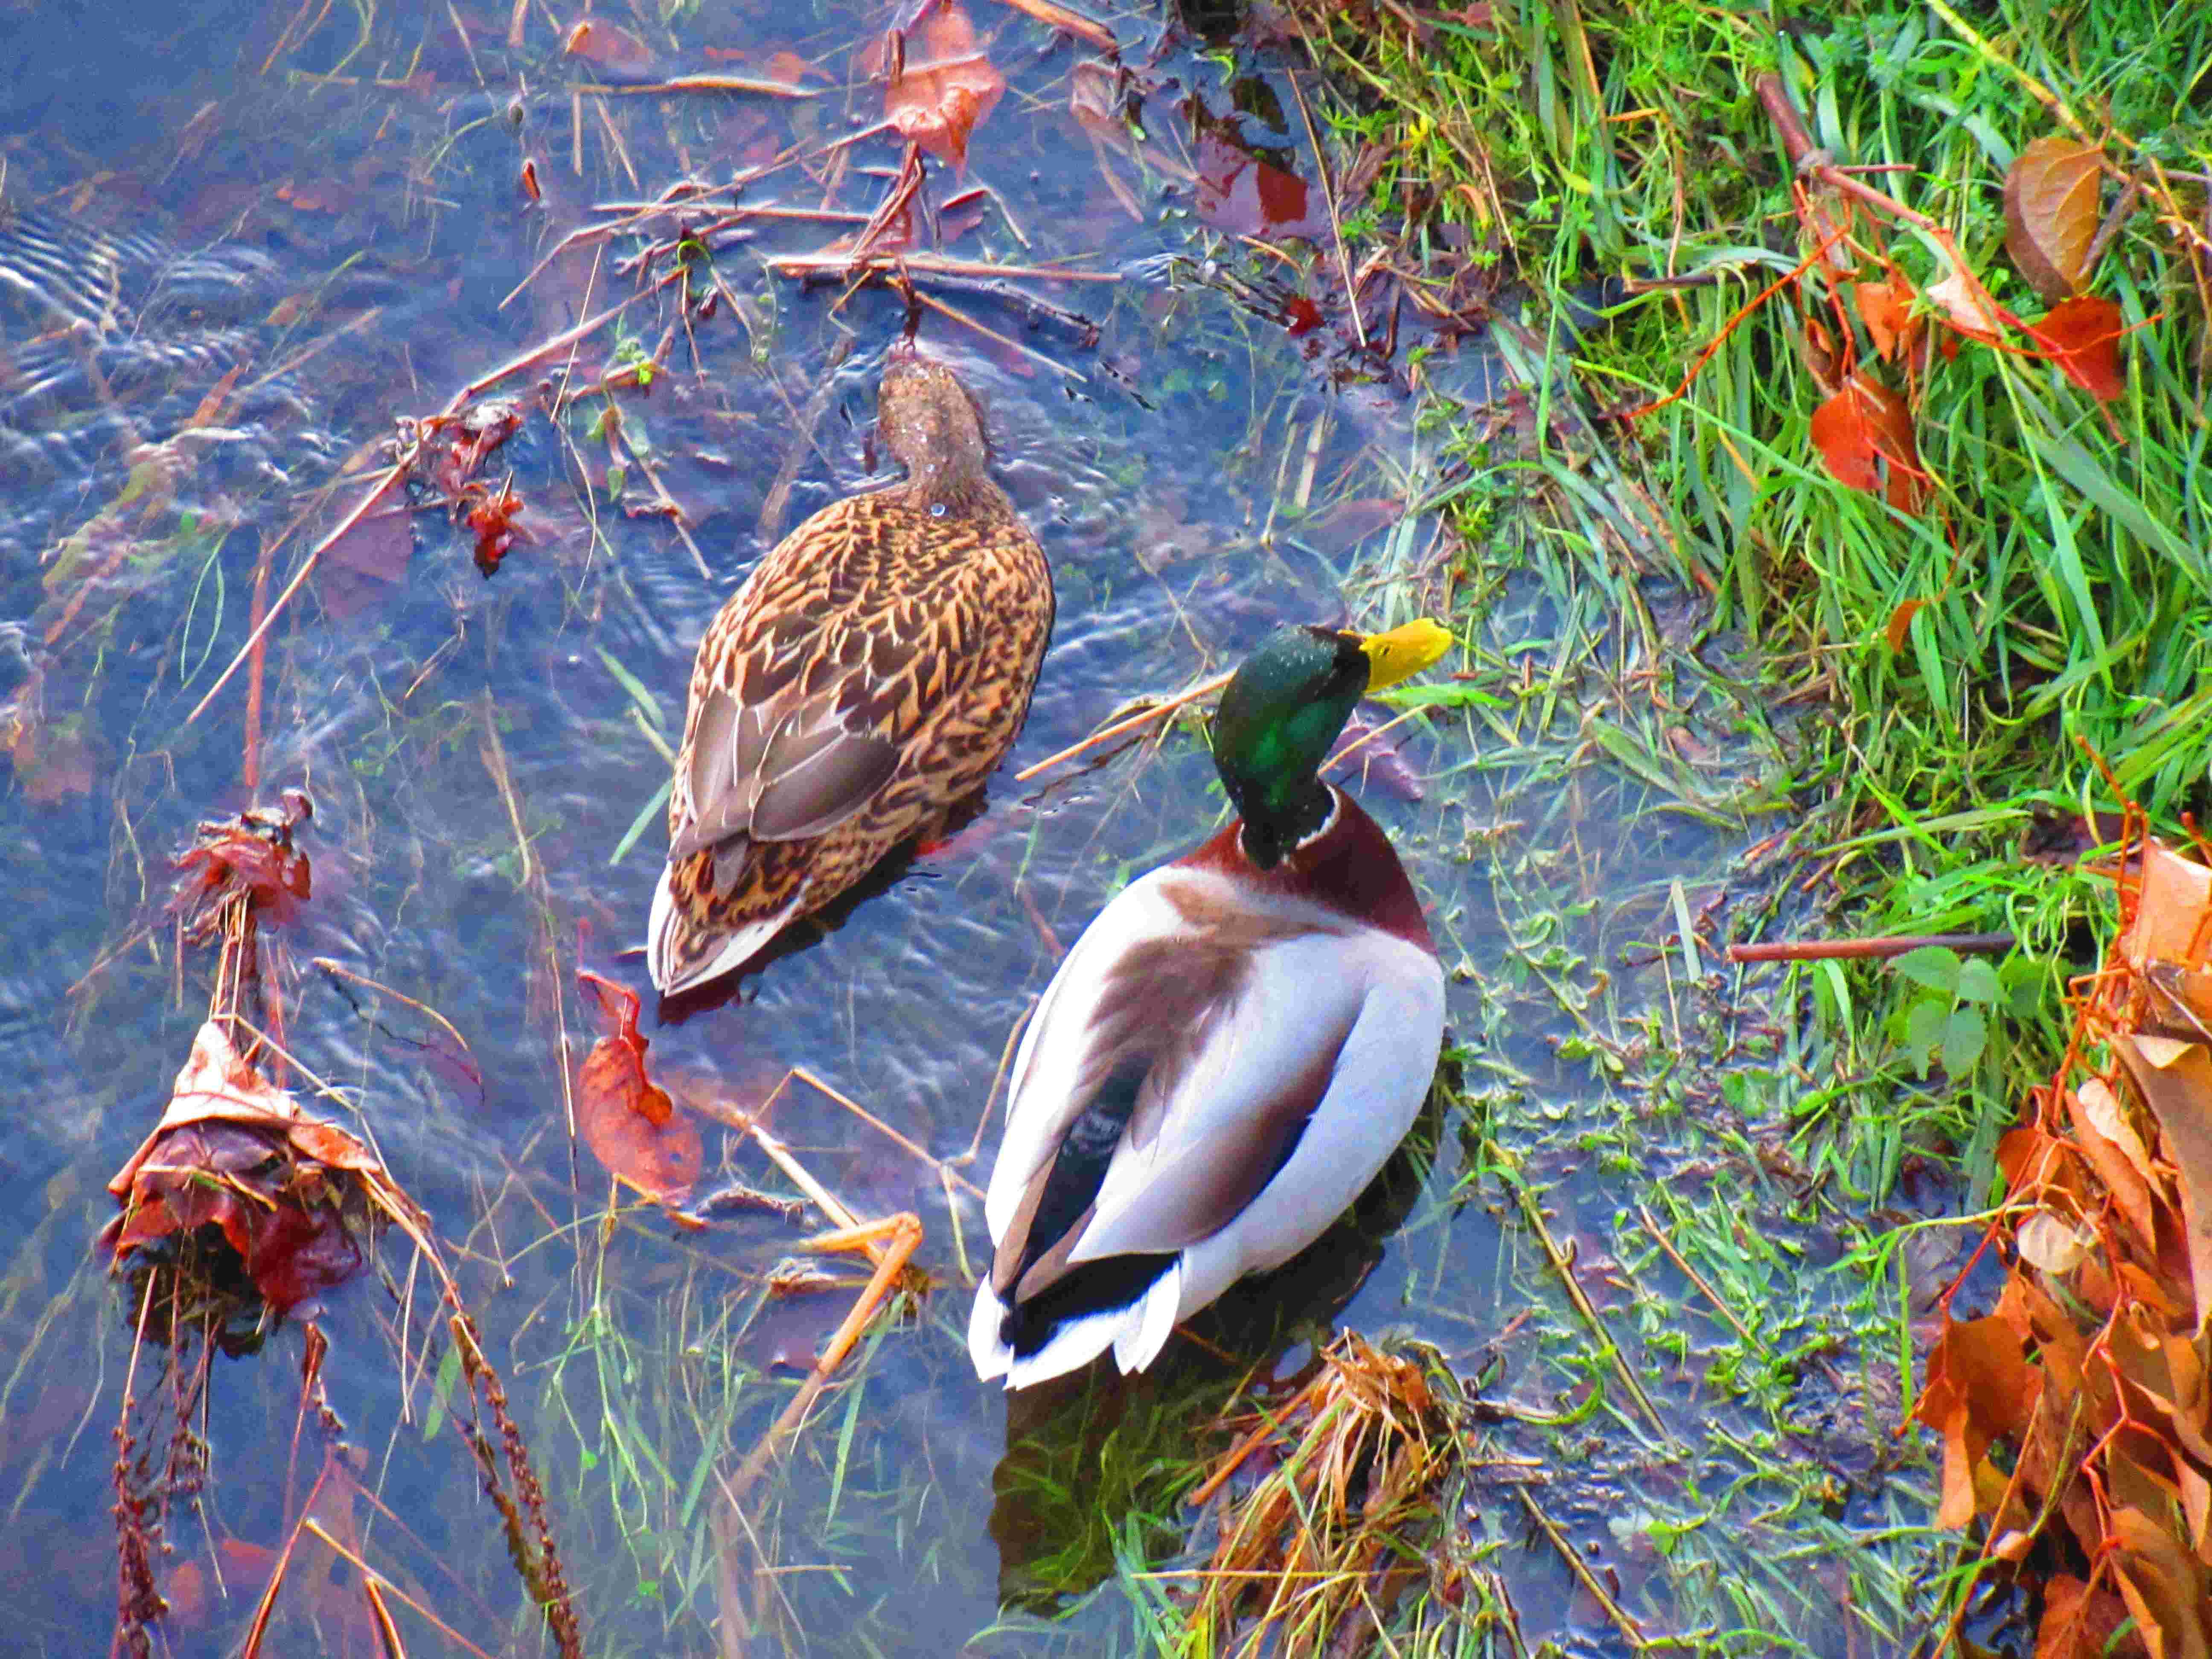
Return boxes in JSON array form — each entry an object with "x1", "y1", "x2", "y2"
[
  {"x1": 968, "y1": 619, "x2": 1452, "y2": 1389},
  {"x1": 647, "y1": 353, "x2": 1054, "y2": 998}
]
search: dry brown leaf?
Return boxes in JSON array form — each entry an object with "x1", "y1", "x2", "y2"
[
  {"x1": 2005, "y1": 135, "x2": 2104, "y2": 304},
  {"x1": 2066, "y1": 1080, "x2": 2164, "y2": 1252},
  {"x1": 2019, "y1": 1209, "x2": 2095, "y2": 1274},
  {"x1": 1914, "y1": 1314, "x2": 2040, "y2": 1526},
  {"x1": 2113, "y1": 1033, "x2": 2212, "y2": 1335},
  {"x1": 1925, "y1": 263, "x2": 2010, "y2": 342},
  {"x1": 1884, "y1": 598, "x2": 1926, "y2": 652},
  {"x1": 2123, "y1": 843, "x2": 2212, "y2": 969},
  {"x1": 2110, "y1": 1503, "x2": 2212, "y2": 1659},
  {"x1": 1852, "y1": 273, "x2": 1919, "y2": 362}
]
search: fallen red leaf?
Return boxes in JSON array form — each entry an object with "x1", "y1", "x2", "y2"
[
  {"x1": 884, "y1": 2, "x2": 1003, "y2": 173},
  {"x1": 2029, "y1": 294, "x2": 2127, "y2": 402},
  {"x1": 1809, "y1": 370, "x2": 1924, "y2": 513},
  {"x1": 1913, "y1": 1313, "x2": 2039, "y2": 1528},
  {"x1": 575, "y1": 970, "x2": 701, "y2": 1204},
  {"x1": 1194, "y1": 127, "x2": 1327, "y2": 240}
]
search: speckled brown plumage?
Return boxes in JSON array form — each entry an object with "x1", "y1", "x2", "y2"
[{"x1": 646, "y1": 355, "x2": 1053, "y2": 997}]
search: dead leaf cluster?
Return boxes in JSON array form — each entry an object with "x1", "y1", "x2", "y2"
[{"x1": 1913, "y1": 830, "x2": 2212, "y2": 1658}]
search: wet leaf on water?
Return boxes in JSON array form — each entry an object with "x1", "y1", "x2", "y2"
[
  {"x1": 1809, "y1": 370, "x2": 1923, "y2": 513},
  {"x1": 884, "y1": 2, "x2": 1004, "y2": 173},
  {"x1": 2005, "y1": 136, "x2": 2104, "y2": 304},
  {"x1": 100, "y1": 1021, "x2": 377, "y2": 1313},
  {"x1": 575, "y1": 969, "x2": 701, "y2": 1204},
  {"x1": 2029, "y1": 294, "x2": 2127, "y2": 402},
  {"x1": 563, "y1": 17, "x2": 655, "y2": 75},
  {"x1": 171, "y1": 790, "x2": 314, "y2": 935},
  {"x1": 460, "y1": 477, "x2": 533, "y2": 576},
  {"x1": 1, "y1": 687, "x2": 96, "y2": 803},
  {"x1": 1194, "y1": 127, "x2": 1324, "y2": 240}
]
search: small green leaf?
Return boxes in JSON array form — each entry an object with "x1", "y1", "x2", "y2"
[
  {"x1": 1905, "y1": 999, "x2": 1947, "y2": 1077},
  {"x1": 1891, "y1": 946, "x2": 1962, "y2": 996},
  {"x1": 1955, "y1": 958, "x2": 2001, "y2": 1006},
  {"x1": 1942, "y1": 1006, "x2": 1987, "y2": 1075},
  {"x1": 2000, "y1": 956, "x2": 2044, "y2": 1016},
  {"x1": 1374, "y1": 683, "x2": 1507, "y2": 711},
  {"x1": 605, "y1": 463, "x2": 628, "y2": 499},
  {"x1": 423, "y1": 1342, "x2": 463, "y2": 1441}
]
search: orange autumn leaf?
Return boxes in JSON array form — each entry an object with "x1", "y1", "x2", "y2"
[
  {"x1": 1809, "y1": 370, "x2": 1924, "y2": 513},
  {"x1": 575, "y1": 969, "x2": 701, "y2": 1203},
  {"x1": 1912, "y1": 1314, "x2": 2039, "y2": 1528},
  {"x1": 2005, "y1": 135, "x2": 2104, "y2": 304},
  {"x1": 1851, "y1": 272, "x2": 1918, "y2": 363},
  {"x1": 884, "y1": 1, "x2": 1003, "y2": 172},
  {"x1": 1883, "y1": 598, "x2": 1925, "y2": 652},
  {"x1": 2030, "y1": 294, "x2": 2128, "y2": 402}
]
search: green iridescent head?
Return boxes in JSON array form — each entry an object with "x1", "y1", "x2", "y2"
[{"x1": 1211, "y1": 619, "x2": 1452, "y2": 868}]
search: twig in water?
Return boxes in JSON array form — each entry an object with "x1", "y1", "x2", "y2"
[{"x1": 1014, "y1": 669, "x2": 1232, "y2": 783}]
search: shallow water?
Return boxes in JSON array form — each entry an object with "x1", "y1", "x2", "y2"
[{"x1": 0, "y1": 2, "x2": 1947, "y2": 1654}]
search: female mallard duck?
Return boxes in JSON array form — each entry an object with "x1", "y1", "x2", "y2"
[
  {"x1": 969, "y1": 619, "x2": 1452, "y2": 1389},
  {"x1": 647, "y1": 353, "x2": 1053, "y2": 998}
]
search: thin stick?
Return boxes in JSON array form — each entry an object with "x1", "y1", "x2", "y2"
[
  {"x1": 1633, "y1": 1204, "x2": 1755, "y2": 1348},
  {"x1": 1514, "y1": 1488, "x2": 1649, "y2": 1651},
  {"x1": 719, "y1": 1214, "x2": 921, "y2": 1504},
  {"x1": 1014, "y1": 670, "x2": 1231, "y2": 783},
  {"x1": 982, "y1": 0, "x2": 1117, "y2": 49},
  {"x1": 1502, "y1": 1173, "x2": 1668, "y2": 1438},
  {"x1": 1725, "y1": 931, "x2": 2014, "y2": 963},
  {"x1": 576, "y1": 73, "x2": 830, "y2": 98},
  {"x1": 300, "y1": 1519, "x2": 504, "y2": 1659},
  {"x1": 767, "y1": 251, "x2": 1119, "y2": 282},
  {"x1": 311, "y1": 958, "x2": 479, "y2": 1077},
  {"x1": 793, "y1": 1066, "x2": 985, "y2": 1199},
  {"x1": 908, "y1": 285, "x2": 1086, "y2": 381},
  {"x1": 744, "y1": 1097, "x2": 861, "y2": 1234}
]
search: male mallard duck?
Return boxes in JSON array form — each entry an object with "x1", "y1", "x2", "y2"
[
  {"x1": 647, "y1": 354, "x2": 1053, "y2": 998},
  {"x1": 968, "y1": 619, "x2": 1452, "y2": 1389}
]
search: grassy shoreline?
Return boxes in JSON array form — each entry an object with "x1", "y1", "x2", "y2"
[{"x1": 1228, "y1": 0, "x2": 2212, "y2": 1648}]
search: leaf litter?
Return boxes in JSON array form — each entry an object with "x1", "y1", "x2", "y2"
[{"x1": 1912, "y1": 806, "x2": 2212, "y2": 1657}]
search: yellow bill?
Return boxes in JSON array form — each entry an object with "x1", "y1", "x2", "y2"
[{"x1": 1358, "y1": 618, "x2": 1454, "y2": 690}]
